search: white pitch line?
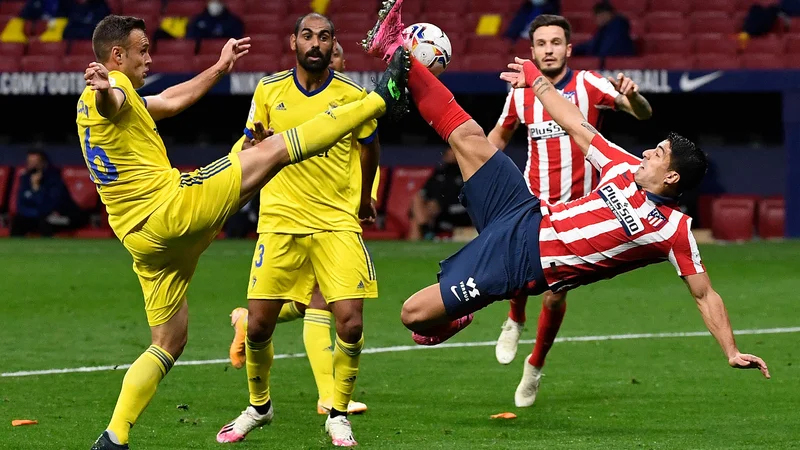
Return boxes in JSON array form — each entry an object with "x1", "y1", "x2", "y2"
[{"x1": 3, "y1": 326, "x2": 797, "y2": 378}]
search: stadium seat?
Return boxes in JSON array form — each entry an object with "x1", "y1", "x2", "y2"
[
  {"x1": 467, "y1": 0, "x2": 518, "y2": 14},
  {"x1": 565, "y1": 13, "x2": 595, "y2": 34},
  {"x1": 0, "y1": 1, "x2": 23, "y2": 15},
  {"x1": 511, "y1": 39, "x2": 532, "y2": 58},
  {"x1": 419, "y1": 13, "x2": 468, "y2": 34},
  {"x1": 571, "y1": 32, "x2": 593, "y2": 46},
  {"x1": 569, "y1": 56, "x2": 602, "y2": 70},
  {"x1": 613, "y1": 0, "x2": 648, "y2": 16},
  {"x1": 330, "y1": 13, "x2": 375, "y2": 34},
  {"x1": 424, "y1": 0, "x2": 466, "y2": 15},
  {"x1": 152, "y1": 54, "x2": 193, "y2": 73},
  {"x1": 154, "y1": 39, "x2": 196, "y2": 56},
  {"x1": 383, "y1": 166, "x2": 434, "y2": 238},
  {"x1": 246, "y1": 34, "x2": 281, "y2": 55},
  {"x1": 463, "y1": 54, "x2": 508, "y2": 72},
  {"x1": 743, "y1": 35, "x2": 785, "y2": 55},
  {"x1": 642, "y1": 33, "x2": 691, "y2": 55},
  {"x1": 629, "y1": 18, "x2": 645, "y2": 37},
  {"x1": 288, "y1": 1, "x2": 313, "y2": 15},
  {"x1": 198, "y1": 38, "x2": 231, "y2": 55},
  {"x1": 711, "y1": 196, "x2": 756, "y2": 241},
  {"x1": 689, "y1": 12, "x2": 736, "y2": 34},
  {"x1": 0, "y1": 58, "x2": 20, "y2": 72},
  {"x1": 0, "y1": 165, "x2": 10, "y2": 212},
  {"x1": 0, "y1": 41, "x2": 24, "y2": 57},
  {"x1": 644, "y1": 54, "x2": 693, "y2": 69},
  {"x1": 645, "y1": 12, "x2": 689, "y2": 34},
  {"x1": 757, "y1": 197, "x2": 785, "y2": 239},
  {"x1": 785, "y1": 34, "x2": 800, "y2": 54},
  {"x1": 21, "y1": 55, "x2": 61, "y2": 72},
  {"x1": 63, "y1": 55, "x2": 89, "y2": 72},
  {"x1": 330, "y1": 0, "x2": 378, "y2": 14},
  {"x1": 693, "y1": 54, "x2": 742, "y2": 69},
  {"x1": 245, "y1": 0, "x2": 288, "y2": 17},
  {"x1": 163, "y1": 0, "x2": 206, "y2": 18},
  {"x1": 193, "y1": 54, "x2": 220, "y2": 73},
  {"x1": 560, "y1": 0, "x2": 597, "y2": 16},
  {"x1": 467, "y1": 36, "x2": 509, "y2": 55},
  {"x1": 68, "y1": 39, "x2": 95, "y2": 56},
  {"x1": 740, "y1": 54, "x2": 785, "y2": 69},
  {"x1": 8, "y1": 166, "x2": 24, "y2": 217},
  {"x1": 26, "y1": 40, "x2": 67, "y2": 56},
  {"x1": 61, "y1": 166, "x2": 98, "y2": 211},
  {"x1": 335, "y1": 32, "x2": 367, "y2": 51},
  {"x1": 604, "y1": 56, "x2": 647, "y2": 70},
  {"x1": 694, "y1": 34, "x2": 738, "y2": 56},
  {"x1": 243, "y1": 14, "x2": 287, "y2": 37},
  {"x1": 648, "y1": 1, "x2": 691, "y2": 14},
  {"x1": 691, "y1": 0, "x2": 737, "y2": 14},
  {"x1": 122, "y1": 1, "x2": 162, "y2": 18}
]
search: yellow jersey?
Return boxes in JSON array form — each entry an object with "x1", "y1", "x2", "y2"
[
  {"x1": 234, "y1": 68, "x2": 378, "y2": 234},
  {"x1": 76, "y1": 71, "x2": 179, "y2": 240}
]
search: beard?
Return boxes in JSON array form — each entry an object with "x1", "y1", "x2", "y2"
[
  {"x1": 297, "y1": 47, "x2": 333, "y2": 73},
  {"x1": 536, "y1": 57, "x2": 566, "y2": 78}
]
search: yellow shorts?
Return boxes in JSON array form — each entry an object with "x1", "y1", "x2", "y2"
[
  {"x1": 123, "y1": 155, "x2": 242, "y2": 326},
  {"x1": 247, "y1": 231, "x2": 378, "y2": 303}
]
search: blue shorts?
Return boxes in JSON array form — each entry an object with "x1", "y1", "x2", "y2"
[{"x1": 438, "y1": 151, "x2": 548, "y2": 318}]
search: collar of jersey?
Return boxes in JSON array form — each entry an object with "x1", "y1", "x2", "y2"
[
  {"x1": 553, "y1": 68, "x2": 573, "y2": 90},
  {"x1": 640, "y1": 187, "x2": 678, "y2": 205},
  {"x1": 292, "y1": 67, "x2": 335, "y2": 97}
]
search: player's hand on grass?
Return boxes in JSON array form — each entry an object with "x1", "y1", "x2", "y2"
[
  {"x1": 359, "y1": 199, "x2": 377, "y2": 225},
  {"x1": 729, "y1": 352, "x2": 770, "y2": 378},
  {"x1": 85, "y1": 62, "x2": 110, "y2": 91},
  {"x1": 608, "y1": 72, "x2": 639, "y2": 97},
  {"x1": 217, "y1": 37, "x2": 251, "y2": 73}
]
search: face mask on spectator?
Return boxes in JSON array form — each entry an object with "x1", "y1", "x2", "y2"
[{"x1": 208, "y1": 0, "x2": 224, "y2": 16}]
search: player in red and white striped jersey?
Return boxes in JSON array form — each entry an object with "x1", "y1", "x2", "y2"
[{"x1": 487, "y1": 16, "x2": 654, "y2": 396}]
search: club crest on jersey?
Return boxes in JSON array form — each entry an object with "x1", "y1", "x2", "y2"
[
  {"x1": 598, "y1": 184, "x2": 644, "y2": 236},
  {"x1": 562, "y1": 90, "x2": 577, "y2": 104},
  {"x1": 646, "y1": 208, "x2": 667, "y2": 229}
]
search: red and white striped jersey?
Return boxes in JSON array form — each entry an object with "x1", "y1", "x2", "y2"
[
  {"x1": 537, "y1": 134, "x2": 705, "y2": 293},
  {"x1": 497, "y1": 68, "x2": 620, "y2": 203}
]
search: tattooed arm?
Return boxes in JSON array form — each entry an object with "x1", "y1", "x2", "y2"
[{"x1": 501, "y1": 57, "x2": 597, "y2": 155}]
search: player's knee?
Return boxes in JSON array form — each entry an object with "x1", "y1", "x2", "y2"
[
  {"x1": 400, "y1": 299, "x2": 425, "y2": 331},
  {"x1": 449, "y1": 120, "x2": 486, "y2": 147},
  {"x1": 247, "y1": 306, "x2": 276, "y2": 342},
  {"x1": 155, "y1": 329, "x2": 188, "y2": 360},
  {"x1": 335, "y1": 313, "x2": 363, "y2": 343},
  {"x1": 543, "y1": 291, "x2": 566, "y2": 309}
]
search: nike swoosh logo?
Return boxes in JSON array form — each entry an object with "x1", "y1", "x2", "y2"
[
  {"x1": 450, "y1": 286, "x2": 462, "y2": 302},
  {"x1": 679, "y1": 71, "x2": 723, "y2": 92}
]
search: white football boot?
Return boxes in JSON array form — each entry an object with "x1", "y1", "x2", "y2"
[
  {"x1": 495, "y1": 318, "x2": 524, "y2": 365},
  {"x1": 216, "y1": 404, "x2": 273, "y2": 443},
  {"x1": 514, "y1": 359, "x2": 542, "y2": 407},
  {"x1": 325, "y1": 415, "x2": 358, "y2": 447}
]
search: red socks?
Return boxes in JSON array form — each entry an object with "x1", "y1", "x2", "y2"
[
  {"x1": 528, "y1": 300, "x2": 567, "y2": 368},
  {"x1": 508, "y1": 293, "x2": 528, "y2": 324},
  {"x1": 407, "y1": 58, "x2": 472, "y2": 142}
]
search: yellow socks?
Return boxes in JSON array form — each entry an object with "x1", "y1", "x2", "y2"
[
  {"x1": 277, "y1": 301, "x2": 304, "y2": 323},
  {"x1": 107, "y1": 345, "x2": 174, "y2": 445},
  {"x1": 303, "y1": 309, "x2": 335, "y2": 402},
  {"x1": 283, "y1": 93, "x2": 386, "y2": 163},
  {"x1": 332, "y1": 334, "x2": 364, "y2": 412},
  {"x1": 246, "y1": 337, "x2": 274, "y2": 407}
]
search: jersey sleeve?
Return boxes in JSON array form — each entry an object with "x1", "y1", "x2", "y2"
[
  {"x1": 108, "y1": 71, "x2": 135, "y2": 112},
  {"x1": 371, "y1": 166, "x2": 381, "y2": 201},
  {"x1": 584, "y1": 70, "x2": 620, "y2": 109},
  {"x1": 497, "y1": 88, "x2": 520, "y2": 129},
  {"x1": 586, "y1": 133, "x2": 642, "y2": 178},
  {"x1": 668, "y1": 218, "x2": 705, "y2": 277},
  {"x1": 355, "y1": 88, "x2": 378, "y2": 144},
  {"x1": 243, "y1": 84, "x2": 269, "y2": 140}
]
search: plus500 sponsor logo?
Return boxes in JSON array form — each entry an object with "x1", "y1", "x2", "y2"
[{"x1": 598, "y1": 184, "x2": 644, "y2": 236}]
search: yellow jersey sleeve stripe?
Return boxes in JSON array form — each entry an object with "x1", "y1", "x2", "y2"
[
  {"x1": 285, "y1": 128, "x2": 303, "y2": 163},
  {"x1": 262, "y1": 71, "x2": 293, "y2": 85},
  {"x1": 332, "y1": 73, "x2": 364, "y2": 92}
]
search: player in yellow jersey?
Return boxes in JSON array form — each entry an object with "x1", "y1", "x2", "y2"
[
  {"x1": 227, "y1": 40, "x2": 370, "y2": 418},
  {"x1": 81, "y1": 15, "x2": 411, "y2": 450},
  {"x1": 216, "y1": 14, "x2": 379, "y2": 447}
]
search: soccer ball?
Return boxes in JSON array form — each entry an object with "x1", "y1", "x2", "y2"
[{"x1": 402, "y1": 23, "x2": 452, "y2": 76}]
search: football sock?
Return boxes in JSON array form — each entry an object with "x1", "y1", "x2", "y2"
[
  {"x1": 251, "y1": 399, "x2": 272, "y2": 416},
  {"x1": 329, "y1": 407, "x2": 347, "y2": 419},
  {"x1": 283, "y1": 93, "x2": 386, "y2": 163},
  {"x1": 332, "y1": 334, "x2": 364, "y2": 412},
  {"x1": 107, "y1": 345, "x2": 174, "y2": 445},
  {"x1": 508, "y1": 293, "x2": 528, "y2": 324},
  {"x1": 407, "y1": 58, "x2": 472, "y2": 141},
  {"x1": 246, "y1": 337, "x2": 274, "y2": 407},
  {"x1": 529, "y1": 301, "x2": 567, "y2": 368},
  {"x1": 303, "y1": 309, "x2": 335, "y2": 403},
  {"x1": 277, "y1": 301, "x2": 304, "y2": 323}
]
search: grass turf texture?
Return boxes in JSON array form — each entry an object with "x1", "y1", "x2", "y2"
[{"x1": 1, "y1": 239, "x2": 798, "y2": 449}]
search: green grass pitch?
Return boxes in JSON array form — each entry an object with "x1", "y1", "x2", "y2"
[{"x1": 1, "y1": 239, "x2": 799, "y2": 449}]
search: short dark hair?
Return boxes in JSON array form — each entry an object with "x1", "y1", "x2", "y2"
[
  {"x1": 667, "y1": 132, "x2": 708, "y2": 193},
  {"x1": 593, "y1": 2, "x2": 615, "y2": 14},
  {"x1": 529, "y1": 14, "x2": 572, "y2": 43},
  {"x1": 27, "y1": 150, "x2": 48, "y2": 163},
  {"x1": 92, "y1": 15, "x2": 146, "y2": 62},
  {"x1": 293, "y1": 13, "x2": 335, "y2": 37}
]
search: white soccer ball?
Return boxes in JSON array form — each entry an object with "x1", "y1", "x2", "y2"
[{"x1": 402, "y1": 23, "x2": 452, "y2": 76}]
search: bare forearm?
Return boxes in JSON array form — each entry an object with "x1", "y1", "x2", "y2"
[
  {"x1": 696, "y1": 290, "x2": 738, "y2": 359},
  {"x1": 531, "y1": 76, "x2": 595, "y2": 152},
  {"x1": 160, "y1": 63, "x2": 227, "y2": 115},
  {"x1": 627, "y1": 93, "x2": 652, "y2": 120},
  {"x1": 360, "y1": 141, "x2": 380, "y2": 202},
  {"x1": 487, "y1": 125, "x2": 512, "y2": 151}
]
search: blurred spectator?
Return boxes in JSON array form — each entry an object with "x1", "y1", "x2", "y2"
[
  {"x1": 739, "y1": 0, "x2": 800, "y2": 47},
  {"x1": 11, "y1": 151, "x2": 84, "y2": 237},
  {"x1": 63, "y1": 0, "x2": 110, "y2": 40},
  {"x1": 572, "y1": 2, "x2": 635, "y2": 58},
  {"x1": 408, "y1": 148, "x2": 472, "y2": 241},
  {"x1": 186, "y1": 0, "x2": 244, "y2": 40},
  {"x1": 505, "y1": 0, "x2": 561, "y2": 41},
  {"x1": 19, "y1": 0, "x2": 67, "y2": 21}
]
